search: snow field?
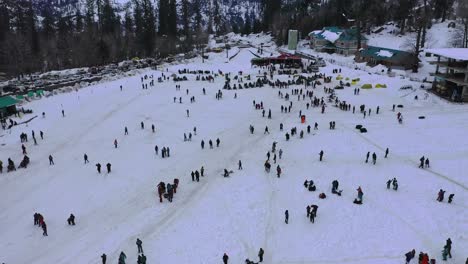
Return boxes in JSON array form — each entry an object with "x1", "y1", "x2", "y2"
[{"x1": 0, "y1": 48, "x2": 467, "y2": 264}]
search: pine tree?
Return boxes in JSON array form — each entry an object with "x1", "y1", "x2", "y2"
[
  {"x1": 141, "y1": 0, "x2": 156, "y2": 56},
  {"x1": 0, "y1": 2, "x2": 9, "y2": 41},
  {"x1": 158, "y1": 0, "x2": 169, "y2": 36},
  {"x1": 242, "y1": 13, "x2": 251, "y2": 35},
  {"x1": 85, "y1": 0, "x2": 96, "y2": 32},
  {"x1": 75, "y1": 10, "x2": 83, "y2": 33},
  {"x1": 181, "y1": 0, "x2": 192, "y2": 51},
  {"x1": 41, "y1": 4, "x2": 55, "y2": 40},
  {"x1": 168, "y1": 0, "x2": 177, "y2": 38},
  {"x1": 101, "y1": 0, "x2": 116, "y2": 35},
  {"x1": 213, "y1": 0, "x2": 221, "y2": 34}
]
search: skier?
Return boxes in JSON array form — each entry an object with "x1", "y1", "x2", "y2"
[
  {"x1": 437, "y1": 189, "x2": 445, "y2": 202},
  {"x1": 49, "y1": 155, "x2": 54, "y2": 165},
  {"x1": 209, "y1": 140, "x2": 213, "y2": 149},
  {"x1": 392, "y1": 178, "x2": 398, "y2": 190},
  {"x1": 238, "y1": 160, "x2": 243, "y2": 170},
  {"x1": 40, "y1": 131, "x2": 44, "y2": 139},
  {"x1": 101, "y1": 253, "x2": 107, "y2": 264},
  {"x1": 201, "y1": 140, "x2": 205, "y2": 149},
  {"x1": 448, "y1": 193, "x2": 454, "y2": 203},
  {"x1": 445, "y1": 238, "x2": 452, "y2": 258},
  {"x1": 258, "y1": 248, "x2": 264, "y2": 262},
  {"x1": 387, "y1": 179, "x2": 391, "y2": 189},
  {"x1": 385, "y1": 148, "x2": 389, "y2": 158},
  {"x1": 285, "y1": 210, "x2": 289, "y2": 224},
  {"x1": 136, "y1": 238, "x2": 144, "y2": 253},
  {"x1": 223, "y1": 253, "x2": 229, "y2": 264},
  {"x1": 155, "y1": 145, "x2": 158, "y2": 155},
  {"x1": 114, "y1": 139, "x2": 118, "y2": 148},
  {"x1": 425, "y1": 158, "x2": 430, "y2": 168},
  {"x1": 67, "y1": 214, "x2": 75, "y2": 225},
  {"x1": 195, "y1": 171, "x2": 200, "y2": 182},
  {"x1": 419, "y1": 156, "x2": 425, "y2": 168},
  {"x1": 354, "y1": 186, "x2": 364, "y2": 204},
  {"x1": 372, "y1": 152, "x2": 377, "y2": 165},
  {"x1": 365, "y1": 151, "x2": 370, "y2": 163},
  {"x1": 141, "y1": 122, "x2": 144, "y2": 129},
  {"x1": 279, "y1": 149, "x2": 283, "y2": 159},
  {"x1": 84, "y1": 154, "x2": 89, "y2": 164},
  {"x1": 249, "y1": 125, "x2": 254, "y2": 134},
  {"x1": 191, "y1": 171, "x2": 195, "y2": 181},
  {"x1": 118, "y1": 251, "x2": 126, "y2": 264},
  {"x1": 42, "y1": 221, "x2": 48, "y2": 236},
  {"x1": 306, "y1": 205, "x2": 311, "y2": 217},
  {"x1": 405, "y1": 249, "x2": 416, "y2": 264},
  {"x1": 310, "y1": 205, "x2": 318, "y2": 223},
  {"x1": 186, "y1": 109, "x2": 190, "y2": 117},
  {"x1": 264, "y1": 126, "x2": 269, "y2": 134},
  {"x1": 319, "y1": 150, "x2": 324, "y2": 161},
  {"x1": 106, "y1": 163, "x2": 111, "y2": 173},
  {"x1": 314, "y1": 122, "x2": 318, "y2": 130},
  {"x1": 22, "y1": 144, "x2": 27, "y2": 154},
  {"x1": 276, "y1": 165, "x2": 282, "y2": 178},
  {"x1": 125, "y1": 127, "x2": 128, "y2": 135},
  {"x1": 216, "y1": 138, "x2": 220, "y2": 147},
  {"x1": 152, "y1": 124, "x2": 155, "y2": 133},
  {"x1": 62, "y1": 109, "x2": 65, "y2": 117},
  {"x1": 96, "y1": 163, "x2": 101, "y2": 173},
  {"x1": 201, "y1": 166, "x2": 204, "y2": 177}
]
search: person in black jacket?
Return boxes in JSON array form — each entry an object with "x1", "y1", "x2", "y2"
[
  {"x1": 67, "y1": 214, "x2": 75, "y2": 225},
  {"x1": 446, "y1": 238, "x2": 452, "y2": 258},
  {"x1": 285, "y1": 210, "x2": 289, "y2": 224},
  {"x1": 258, "y1": 248, "x2": 264, "y2": 262},
  {"x1": 405, "y1": 249, "x2": 415, "y2": 264},
  {"x1": 223, "y1": 253, "x2": 229, "y2": 264},
  {"x1": 101, "y1": 253, "x2": 107, "y2": 264}
]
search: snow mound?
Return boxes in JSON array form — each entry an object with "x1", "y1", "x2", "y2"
[
  {"x1": 322, "y1": 30, "x2": 342, "y2": 43},
  {"x1": 376, "y1": 50, "x2": 394, "y2": 58}
]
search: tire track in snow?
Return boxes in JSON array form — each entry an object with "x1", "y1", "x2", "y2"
[{"x1": 342, "y1": 123, "x2": 467, "y2": 190}]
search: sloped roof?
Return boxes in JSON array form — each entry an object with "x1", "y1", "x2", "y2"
[
  {"x1": 0, "y1": 96, "x2": 19, "y2": 108},
  {"x1": 425, "y1": 48, "x2": 468, "y2": 61},
  {"x1": 359, "y1": 46, "x2": 416, "y2": 63},
  {"x1": 309, "y1": 27, "x2": 367, "y2": 43}
]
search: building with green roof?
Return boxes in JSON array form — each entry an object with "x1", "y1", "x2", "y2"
[
  {"x1": 308, "y1": 27, "x2": 367, "y2": 56},
  {"x1": 0, "y1": 96, "x2": 19, "y2": 117},
  {"x1": 355, "y1": 46, "x2": 418, "y2": 70}
]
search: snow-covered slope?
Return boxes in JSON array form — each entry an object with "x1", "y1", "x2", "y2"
[{"x1": 0, "y1": 37, "x2": 467, "y2": 264}]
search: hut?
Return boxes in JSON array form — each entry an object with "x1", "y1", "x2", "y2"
[
  {"x1": 355, "y1": 46, "x2": 417, "y2": 70},
  {"x1": 0, "y1": 96, "x2": 19, "y2": 118}
]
